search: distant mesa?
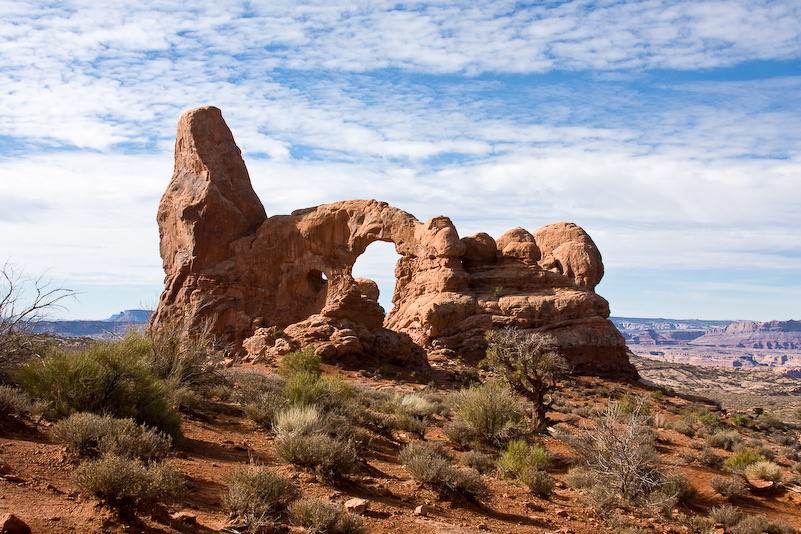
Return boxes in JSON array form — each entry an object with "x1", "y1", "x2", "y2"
[
  {"x1": 691, "y1": 320, "x2": 801, "y2": 350},
  {"x1": 151, "y1": 106, "x2": 636, "y2": 377},
  {"x1": 32, "y1": 309, "x2": 152, "y2": 339}
]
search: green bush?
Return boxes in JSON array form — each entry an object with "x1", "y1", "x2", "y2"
[
  {"x1": 453, "y1": 380, "x2": 524, "y2": 447},
  {"x1": 289, "y1": 497, "x2": 362, "y2": 534},
  {"x1": 74, "y1": 454, "x2": 183, "y2": 506},
  {"x1": 724, "y1": 449, "x2": 767, "y2": 472},
  {"x1": 16, "y1": 337, "x2": 181, "y2": 440},
  {"x1": 279, "y1": 346, "x2": 321, "y2": 377},
  {"x1": 53, "y1": 412, "x2": 171, "y2": 463},
  {"x1": 498, "y1": 439, "x2": 549, "y2": 477},
  {"x1": 223, "y1": 463, "x2": 300, "y2": 526},
  {"x1": 274, "y1": 433, "x2": 358, "y2": 479}
]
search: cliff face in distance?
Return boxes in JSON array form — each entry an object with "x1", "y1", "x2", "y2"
[{"x1": 152, "y1": 106, "x2": 636, "y2": 377}]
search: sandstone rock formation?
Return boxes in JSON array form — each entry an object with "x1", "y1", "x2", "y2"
[{"x1": 153, "y1": 106, "x2": 636, "y2": 376}]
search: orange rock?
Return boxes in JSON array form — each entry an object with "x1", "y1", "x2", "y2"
[{"x1": 153, "y1": 107, "x2": 636, "y2": 377}]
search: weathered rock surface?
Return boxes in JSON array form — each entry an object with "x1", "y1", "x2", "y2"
[{"x1": 153, "y1": 106, "x2": 636, "y2": 376}]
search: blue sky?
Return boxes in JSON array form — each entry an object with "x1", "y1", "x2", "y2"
[{"x1": 1, "y1": 0, "x2": 800, "y2": 321}]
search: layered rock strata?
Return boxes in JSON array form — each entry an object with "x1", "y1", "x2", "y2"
[{"x1": 153, "y1": 106, "x2": 636, "y2": 376}]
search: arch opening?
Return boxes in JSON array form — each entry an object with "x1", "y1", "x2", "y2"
[{"x1": 351, "y1": 240, "x2": 400, "y2": 315}]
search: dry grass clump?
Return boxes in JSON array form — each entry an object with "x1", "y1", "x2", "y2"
[
  {"x1": 460, "y1": 450, "x2": 496, "y2": 474},
  {"x1": 0, "y1": 384, "x2": 33, "y2": 415},
  {"x1": 400, "y1": 441, "x2": 488, "y2": 499},
  {"x1": 223, "y1": 462, "x2": 300, "y2": 528},
  {"x1": 519, "y1": 467, "x2": 555, "y2": 497},
  {"x1": 274, "y1": 432, "x2": 358, "y2": 480},
  {"x1": 74, "y1": 454, "x2": 183, "y2": 507},
  {"x1": 288, "y1": 497, "x2": 362, "y2": 534},
  {"x1": 450, "y1": 380, "x2": 525, "y2": 447},
  {"x1": 706, "y1": 430, "x2": 742, "y2": 451},
  {"x1": 710, "y1": 475, "x2": 747, "y2": 500},
  {"x1": 53, "y1": 412, "x2": 171, "y2": 462},
  {"x1": 744, "y1": 461, "x2": 783, "y2": 484}
]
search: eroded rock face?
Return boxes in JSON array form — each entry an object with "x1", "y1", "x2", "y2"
[{"x1": 154, "y1": 106, "x2": 636, "y2": 376}]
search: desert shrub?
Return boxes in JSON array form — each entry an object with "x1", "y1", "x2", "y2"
[
  {"x1": 498, "y1": 439, "x2": 549, "y2": 477},
  {"x1": 483, "y1": 328, "x2": 569, "y2": 431},
  {"x1": 398, "y1": 393, "x2": 437, "y2": 418},
  {"x1": 452, "y1": 380, "x2": 525, "y2": 447},
  {"x1": 443, "y1": 419, "x2": 482, "y2": 449},
  {"x1": 279, "y1": 346, "x2": 321, "y2": 377},
  {"x1": 519, "y1": 467, "x2": 554, "y2": 497},
  {"x1": 672, "y1": 419, "x2": 695, "y2": 437},
  {"x1": 140, "y1": 318, "x2": 223, "y2": 399},
  {"x1": 0, "y1": 384, "x2": 32, "y2": 415},
  {"x1": 223, "y1": 463, "x2": 300, "y2": 526},
  {"x1": 461, "y1": 450, "x2": 496, "y2": 474},
  {"x1": 757, "y1": 412, "x2": 784, "y2": 431},
  {"x1": 274, "y1": 432, "x2": 358, "y2": 479},
  {"x1": 74, "y1": 454, "x2": 183, "y2": 506},
  {"x1": 744, "y1": 461, "x2": 782, "y2": 483},
  {"x1": 400, "y1": 441, "x2": 488, "y2": 499},
  {"x1": 698, "y1": 446, "x2": 724, "y2": 468},
  {"x1": 710, "y1": 475, "x2": 747, "y2": 500},
  {"x1": 737, "y1": 439, "x2": 775, "y2": 460},
  {"x1": 16, "y1": 337, "x2": 181, "y2": 440},
  {"x1": 289, "y1": 497, "x2": 362, "y2": 534},
  {"x1": 53, "y1": 412, "x2": 171, "y2": 463},
  {"x1": 724, "y1": 449, "x2": 767, "y2": 472},
  {"x1": 709, "y1": 504, "x2": 743, "y2": 528},
  {"x1": 707, "y1": 430, "x2": 742, "y2": 451},
  {"x1": 274, "y1": 404, "x2": 324, "y2": 436},
  {"x1": 730, "y1": 514, "x2": 796, "y2": 534},
  {"x1": 650, "y1": 389, "x2": 665, "y2": 401},
  {"x1": 568, "y1": 399, "x2": 661, "y2": 504},
  {"x1": 619, "y1": 392, "x2": 649, "y2": 415},
  {"x1": 244, "y1": 388, "x2": 289, "y2": 428},
  {"x1": 731, "y1": 413, "x2": 753, "y2": 427}
]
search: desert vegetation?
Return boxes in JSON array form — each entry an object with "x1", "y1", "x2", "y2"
[{"x1": 1, "y1": 316, "x2": 800, "y2": 533}]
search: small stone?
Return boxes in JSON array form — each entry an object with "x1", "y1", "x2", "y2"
[
  {"x1": 524, "y1": 501, "x2": 543, "y2": 512},
  {"x1": 171, "y1": 511, "x2": 197, "y2": 524},
  {"x1": 555, "y1": 509, "x2": 569, "y2": 518},
  {"x1": 0, "y1": 514, "x2": 32, "y2": 534},
  {"x1": 2, "y1": 475, "x2": 26, "y2": 484},
  {"x1": 0, "y1": 459, "x2": 11, "y2": 475},
  {"x1": 477, "y1": 523, "x2": 490, "y2": 530},
  {"x1": 414, "y1": 505, "x2": 431, "y2": 516},
  {"x1": 345, "y1": 498, "x2": 369, "y2": 514},
  {"x1": 175, "y1": 451, "x2": 189, "y2": 459}
]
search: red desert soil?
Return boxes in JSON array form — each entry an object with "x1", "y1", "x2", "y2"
[{"x1": 1, "y1": 362, "x2": 800, "y2": 534}]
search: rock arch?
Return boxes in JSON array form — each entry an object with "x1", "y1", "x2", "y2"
[{"x1": 153, "y1": 106, "x2": 636, "y2": 376}]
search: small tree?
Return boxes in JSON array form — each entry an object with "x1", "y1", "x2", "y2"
[
  {"x1": 1, "y1": 261, "x2": 75, "y2": 377},
  {"x1": 482, "y1": 327, "x2": 569, "y2": 431}
]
